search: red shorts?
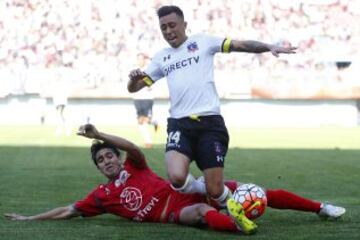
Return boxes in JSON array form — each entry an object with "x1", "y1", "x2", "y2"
[{"x1": 165, "y1": 180, "x2": 238, "y2": 223}]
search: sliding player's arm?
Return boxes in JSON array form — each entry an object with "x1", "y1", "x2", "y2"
[
  {"x1": 77, "y1": 124, "x2": 147, "y2": 168},
  {"x1": 4, "y1": 205, "x2": 81, "y2": 221}
]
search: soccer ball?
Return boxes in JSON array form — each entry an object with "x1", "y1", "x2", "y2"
[{"x1": 232, "y1": 183, "x2": 267, "y2": 219}]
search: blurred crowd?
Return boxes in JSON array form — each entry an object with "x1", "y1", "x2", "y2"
[{"x1": 0, "y1": 0, "x2": 359, "y2": 99}]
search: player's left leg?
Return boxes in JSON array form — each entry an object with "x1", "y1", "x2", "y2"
[
  {"x1": 198, "y1": 143, "x2": 256, "y2": 233},
  {"x1": 266, "y1": 189, "x2": 321, "y2": 211},
  {"x1": 146, "y1": 100, "x2": 159, "y2": 132},
  {"x1": 266, "y1": 189, "x2": 346, "y2": 219},
  {"x1": 225, "y1": 182, "x2": 346, "y2": 220},
  {"x1": 135, "y1": 100, "x2": 153, "y2": 148},
  {"x1": 203, "y1": 167, "x2": 230, "y2": 207},
  {"x1": 141, "y1": 101, "x2": 153, "y2": 148},
  {"x1": 198, "y1": 172, "x2": 258, "y2": 235},
  {"x1": 196, "y1": 115, "x2": 230, "y2": 207}
]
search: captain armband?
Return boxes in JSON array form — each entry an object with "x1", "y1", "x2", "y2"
[
  {"x1": 222, "y1": 38, "x2": 232, "y2": 53},
  {"x1": 142, "y1": 76, "x2": 153, "y2": 86}
]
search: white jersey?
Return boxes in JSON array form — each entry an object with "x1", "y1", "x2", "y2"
[{"x1": 144, "y1": 33, "x2": 230, "y2": 119}]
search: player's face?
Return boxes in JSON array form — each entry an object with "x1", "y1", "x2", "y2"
[
  {"x1": 95, "y1": 148, "x2": 122, "y2": 179},
  {"x1": 159, "y1": 13, "x2": 187, "y2": 48}
]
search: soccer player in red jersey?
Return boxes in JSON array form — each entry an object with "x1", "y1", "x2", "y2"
[{"x1": 4, "y1": 124, "x2": 345, "y2": 234}]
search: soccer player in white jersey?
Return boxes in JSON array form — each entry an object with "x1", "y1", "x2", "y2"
[{"x1": 128, "y1": 5, "x2": 296, "y2": 231}]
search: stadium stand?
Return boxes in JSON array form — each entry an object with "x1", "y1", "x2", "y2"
[{"x1": 0, "y1": 0, "x2": 359, "y2": 100}]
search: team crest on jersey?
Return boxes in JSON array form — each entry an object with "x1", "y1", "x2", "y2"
[
  {"x1": 187, "y1": 42, "x2": 199, "y2": 52},
  {"x1": 120, "y1": 187, "x2": 142, "y2": 211},
  {"x1": 163, "y1": 54, "x2": 171, "y2": 62},
  {"x1": 115, "y1": 170, "x2": 131, "y2": 187}
]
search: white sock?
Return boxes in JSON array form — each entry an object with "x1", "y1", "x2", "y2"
[
  {"x1": 211, "y1": 186, "x2": 231, "y2": 208},
  {"x1": 171, "y1": 174, "x2": 206, "y2": 194}
]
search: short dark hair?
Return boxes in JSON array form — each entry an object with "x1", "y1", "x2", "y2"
[
  {"x1": 157, "y1": 5, "x2": 184, "y2": 19},
  {"x1": 90, "y1": 140, "x2": 120, "y2": 166}
]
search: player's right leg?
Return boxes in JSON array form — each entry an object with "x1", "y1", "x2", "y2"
[
  {"x1": 165, "y1": 118, "x2": 207, "y2": 194},
  {"x1": 179, "y1": 203, "x2": 255, "y2": 234},
  {"x1": 226, "y1": 198, "x2": 258, "y2": 234},
  {"x1": 165, "y1": 150, "x2": 189, "y2": 187}
]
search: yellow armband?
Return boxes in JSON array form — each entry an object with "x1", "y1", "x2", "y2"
[
  {"x1": 222, "y1": 38, "x2": 232, "y2": 53},
  {"x1": 142, "y1": 76, "x2": 153, "y2": 86}
]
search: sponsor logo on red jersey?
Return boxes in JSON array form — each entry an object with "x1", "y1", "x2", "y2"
[{"x1": 120, "y1": 187, "x2": 142, "y2": 211}]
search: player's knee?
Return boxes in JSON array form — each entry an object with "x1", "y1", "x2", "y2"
[
  {"x1": 166, "y1": 152, "x2": 190, "y2": 188},
  {"x1": 168, "y1": 172, "x2": 187, "y2": 188},
  {"x1": 196, "y1": 203, "x2": 214, "y2": 217}
]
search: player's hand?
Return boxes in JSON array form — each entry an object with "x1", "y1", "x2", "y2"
[
  {"x1": 128, "y1": 68, "x2": 147, "y2": 82},
  {"x1": 4, "y1": 213, "x2": 30, "y2": 221},
  {"x1": 77, "y1": 124, "x2": 99, "y2": 139},
  {"x1": 269, "y1": 45, "x2": 297, "y2": 57}
]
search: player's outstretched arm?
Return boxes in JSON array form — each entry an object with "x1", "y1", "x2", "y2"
[
  {"x1": 77, "y1": 124, "x2": 147, "y2": 168},
  {"x1": 4, "y1": 205, "x2": 81, "y2": 221},
  {"x1": 127, "y1": 68, "x2": 148, "y2": 93},
  {"x1": 230, "y1": 40, "x2": 297, "y2": 57}
]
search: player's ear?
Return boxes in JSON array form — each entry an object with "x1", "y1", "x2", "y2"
[{"x1": 184, "y1": 21, "x2": 187, "y2": 30}]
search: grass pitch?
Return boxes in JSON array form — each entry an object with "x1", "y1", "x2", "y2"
[{"x1": 0, "y1": 125, "x2": 359, "y2": 240}]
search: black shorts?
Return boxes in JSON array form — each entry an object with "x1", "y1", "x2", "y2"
[
  {"x1": 134, "y1": 99, "x2": 153, "y2": 118},
  {"x1": 165, "y1": 115, "x2": 229, "y2": 170}
]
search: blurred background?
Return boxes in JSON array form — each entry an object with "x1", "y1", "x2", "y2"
[{"x1": 0, "y1": 0, "x2": 359, "y2": 128}]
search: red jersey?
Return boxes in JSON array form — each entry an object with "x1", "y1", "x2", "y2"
[{"x1": 74, "y1": 158, "x2": 173, "y2": 222}]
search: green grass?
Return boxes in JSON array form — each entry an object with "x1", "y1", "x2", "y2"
[{"x1": 0, "y1": 125, "x2": 359, "y2": 240}]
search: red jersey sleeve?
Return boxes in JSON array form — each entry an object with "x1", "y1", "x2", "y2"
[
  {"x1": 124, "y1": 155, "x2": 148, "y2": 169},
  {"x1": 74, "y1": 187, "x2": 106, "y2": 217}
]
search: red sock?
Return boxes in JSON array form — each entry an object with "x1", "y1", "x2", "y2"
[
  {"x1": 266, "y1": 189, "x2": 321, "y2": 212},
  {"x1": 205, "y1": 210, "x2": 239, "y2": 232}
]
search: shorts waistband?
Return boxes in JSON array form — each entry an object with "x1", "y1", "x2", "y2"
[{"x1": 169, "y1": 114, "x2": 222, "y2": 122}]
